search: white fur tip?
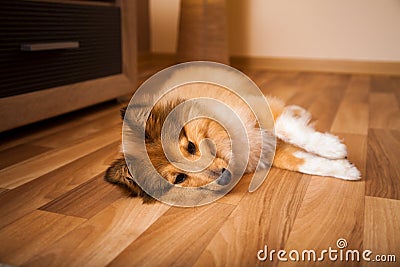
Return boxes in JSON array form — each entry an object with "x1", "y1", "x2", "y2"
[
  {"x1": 275, "y1": 108, "x2": 348, "y2": 160},
  {"x1": 294, "y1": 151, "x2": 361, "y2": 181},
  {"x1": 331, "y1": 162, "x2": 362, "y2": 181}
]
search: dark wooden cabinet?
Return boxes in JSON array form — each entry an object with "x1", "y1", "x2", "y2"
[
  {"x1": 0, "y1": 0, "x2": 122, "y2": 98},
  {"x1": 0, "y1": 0, "x2": 137, "y2": 131}
]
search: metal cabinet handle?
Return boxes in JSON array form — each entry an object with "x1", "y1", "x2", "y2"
[{"x1": 21, "y1": 42, "x2": 80, "y2": 51}]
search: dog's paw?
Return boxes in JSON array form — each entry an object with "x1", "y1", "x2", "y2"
[
  {"x1": 308, "y1": 132, "x2": 348, "y2": 159},
  {"x1": 295, "y1": 151, "x2": 361, "y2": 180},
  {"x1": 331, "y1": 159, "x2": 361, "y2": 180}
]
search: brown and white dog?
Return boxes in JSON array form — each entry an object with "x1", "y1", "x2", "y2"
[{"x1": 105, "y1": 80, "x2": 360, "y2": 203}]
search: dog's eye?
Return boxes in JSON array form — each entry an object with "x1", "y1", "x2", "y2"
[
  {"x1": 187, "y1": 141, "x2": 196, "y2": 154},
  {"x1": 174, "y1": 173, "x2": 187, "y2": 184}
]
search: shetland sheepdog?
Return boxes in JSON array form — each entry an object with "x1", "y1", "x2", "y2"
[{"x1": 105, "y1": 80, "x2": 360, "y2": 203}]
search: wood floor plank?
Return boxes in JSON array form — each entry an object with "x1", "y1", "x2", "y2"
[
  {"x1": 286, "y1": 87, "x2": 318, "y2": 110},
  {"x1": 0, "y1": 210, "x2": 85, "y2": 266},
  {"x1": 0, "y1": 101, "x2": 122, "y2": 151},
  {"x1": 0, "y1": 142, "x2": 119, "y2": 229},
  {"x1": 109, "y1": 203, "x2": 235, "y2": 267},
  {"x1": 40, "y1": 174, "x2": 126, "y2": 219},
  {"x1": 369, "y1": 93, "x2": 400, "y2": 130},
  {"x1": 371, "y1": 76, "x2": 399, "y2": 94},
  {"x1": 331, "y1": 75, "x2": 370, "y2": 135},
  {"x1": 371, "y1": 76, "x2": 400, "y2": 114},
  {"x1": 22, "y1": 198, "x2": 170, "y2": 267},
  {"x1": 392, "y1": 76, "x2": 400, "y2": 105},
  {"x1": 307, "y1": 74, "x2": 348, "y2": 132},
  {"x1": 193, "y1": 169, "x2": 310, "y2": 267},
  {"x1": 286, "y1": 73, "x2": 339, "y2": 108},
  {"x1": 267, "y1": 85, "x2": 300, "y2": 103},
  {"x1": 337, "y1": 133, "x2": 368, "y2": 178},
  {"x1": 0, "y1": 68, "x2": 398, "y2": 267},
  {"x1": 340, "y1": 75, "x2": 370, "y2": 103},
  {"x1": 32, "y1": 113, "x2": 121, "y2": 148},
  {"x1": 331, "y1": 100, "x2": 369, "y2": 134},
  {"x1": 257, "y1": 70, "x2": 300, "y2": 100},
  {"x1": 259, "y1": 72, "x2": 303, "y2": 102},
  {"x1": 217, "y1": 173, "x2": 252, "y2": 205},
  {"x1": 0, "y1": 143, "x2": 50, "y2": 170},
  {"x1": 278, "y1": 177, "x2": 365, "y2": 267},
  {"x1": 363, "y1": 197, "x2": 400, "y2": 267},
  {"x1": 366, "y1": 129, "x2": 400, "y2": 200},
  {"x1": 0, "y1": 125, "x2": 121, "y2": 189},
  {"x1": 244, "y1": 69, "x2": 280, "y2": 87}
]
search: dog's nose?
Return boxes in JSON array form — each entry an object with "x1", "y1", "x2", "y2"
[{"x1": 217, "y1": 168, "x2": 231, "y2": 186}]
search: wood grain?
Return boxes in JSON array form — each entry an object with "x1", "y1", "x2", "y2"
[
  {"x1": 217, "y1": 173, "x2": 252, "y2": 205},
  {"x1": 0, "y1": 143, "x2": 50, "y2": 169},
  {"x1": 0, "y1": 68, "x2": 398, "y2": 266},
  {"x1": 285, "y1": 73, "x2": 343, "y2": 111},
  {"x1": 307, "y1": 74, "x2": 348, "y2": 131},
  {"x1": 338, "y1": 133, "x2": 368, "y2": 178},
  {"x1": 366, "y1": 129, "x2": 400, "y2": 200},
  {"x1": 23, "y1": 198, "x2": 170, "y2": 267},
  {"x1": 194, "y1": 169, "x2": 310, "y2": 267},
  {"x1": 109, "y1": 203, "x2": 235, "y2": 267},
  {"x1": 0, "y1": 74, "x2": 132, "y2": 132},
  {"x1": 371, "y1": 76, "x2": 400, "y2": 108},
  {"x1": 363, "y1": 196, "x2": 400, "y2": 267},
  {"x1": 279, "y1": 177, "x2": 365, "y2": 267},
  {"x1": 0, "y1": 125, "x2": 121, "y2": 189},
  {"x1": 369, "y1": 93, "x2": 400, "y2": 130},
  {"x1": 332, "y1": 101, "x2": 369, "y2": 133},
  {"x1": 0, "y1": 142, "x2": 119, "y2": 229},
  {"x1": 0, "y1": 101, "x2": 122, "y2": 151},
  {"x1": 266, "y1": 85, "x2": 300, "y2": 103},
  {"x1": 40, "y1": 174, "x2": 126, "y2": 219},
  {"x1": 32, "y1": 113, "x2": 121, "y2": 148},
  {"x1": 260, "y1": 72, "x2": 304, "y2": 102},
  {"x1": 0, "y1": 210, "x2": 85, "y2": 266},
  {"x1": 331, "y1": 75, "x2": 370, "y2": 135}
]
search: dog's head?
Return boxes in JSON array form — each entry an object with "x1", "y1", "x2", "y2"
[{"x1": 122, "y1": 99, "x2": 233, "y2": 188}]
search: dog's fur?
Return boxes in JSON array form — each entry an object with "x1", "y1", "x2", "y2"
[{"x1": 105, "y1": 82, "x2": 360, "y2": 203}]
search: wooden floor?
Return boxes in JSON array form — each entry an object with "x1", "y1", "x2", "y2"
[{"x1": 0, "y1": 68, "x2": 399, "y2": 267}]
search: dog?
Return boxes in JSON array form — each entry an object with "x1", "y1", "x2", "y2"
[{"x1": 105, "y1": 80, "x2": 361, "y2": 203}]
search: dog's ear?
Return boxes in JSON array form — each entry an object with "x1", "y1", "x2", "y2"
[
  {"x1": 145, "y1": 99, "x2": 187, "y2": 142},
  {"x1": 120, "y1": 106, "x2": 127, "y2": 120},
  {"x1": 104, "y1": 157, "x2": 161, "y2": 203},
  {"x1": 104, "y1": 157, "x2": 143, "y2": 196},
  {"x1": 104, "y1": 157, "x2": 131, "y2": 186}
]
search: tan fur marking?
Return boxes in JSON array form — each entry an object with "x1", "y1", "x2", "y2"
[{"x1": 272, "y1": 141, "x2": 305, "y2": 171}]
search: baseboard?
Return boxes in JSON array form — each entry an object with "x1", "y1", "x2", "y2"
[
  {"x1": 141, "y1": 53, "x2": 400, "y2": 75},
  {"x1": 230, "y1": 56, "x2": 400, "y2": 75}
]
